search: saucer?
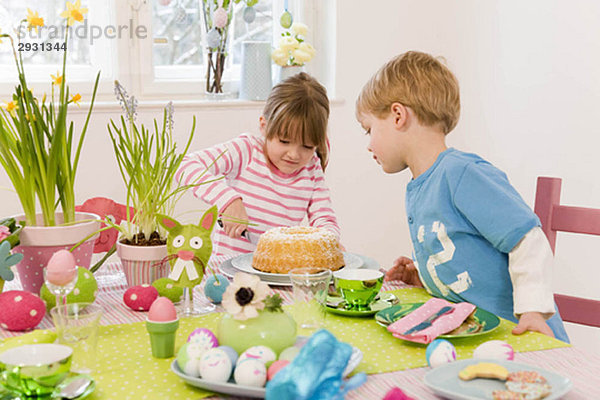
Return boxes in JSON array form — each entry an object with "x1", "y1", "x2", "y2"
[{"x1": 323, "y1": 292, "x2": 399, "y2": 317}]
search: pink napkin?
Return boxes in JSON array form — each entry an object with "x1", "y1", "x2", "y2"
[{"x1": 387, "y1": 298, "x2": 476, "y2": 344}]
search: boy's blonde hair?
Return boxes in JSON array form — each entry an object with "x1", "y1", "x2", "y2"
[
  {"x1": 263, "y1": 72, "x2": 330, "y2": 171},
  {"x1": 356, "y1": 51, "x2": 460, "y2": 134}
]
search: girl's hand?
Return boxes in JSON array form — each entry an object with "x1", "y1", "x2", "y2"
[
  {"x1": 512, "y1": 312, "x2": 555, "y2": 338},
  {"x1": 221, "y1": 198, "x2": 250, "y2": 239},
  {"x1": 385, "y1": 256, "x2": 424, "y2": 287}
]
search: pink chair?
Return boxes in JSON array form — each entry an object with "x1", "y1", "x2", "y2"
[{"x1": 534, "y1": 176, "x2": 600, "y2": 327}]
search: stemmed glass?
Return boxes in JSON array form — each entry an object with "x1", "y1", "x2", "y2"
[{"x1": 43, "y1": 250, "x2": 78, "y2": 312}]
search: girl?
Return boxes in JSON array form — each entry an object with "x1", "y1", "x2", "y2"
[{"x1": 175, "y1": 73, "x2": 340, "y2": 256}]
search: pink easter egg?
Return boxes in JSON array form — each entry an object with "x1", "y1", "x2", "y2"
[
  {"x1": 0, "y1": 290, "x2": 46, "y2": 331},
  {"x1": 267, "y1": 359, "x2": 290, "y2": 381},
  {"x1": 148, "y1": 297, "x2": 177, "y2": 322},
  {"x1": 123, "y1": 284, "x2": 159, "y2": 311},
  {"x1": 213, "y1": 7, "x2": 228, "y2": 28},
  {"x1": 46, "y1": 250, "x2": 77, "y2": 286},
  {"x1": 473, "y1": 340, "x2": 515, "y2": 361}
]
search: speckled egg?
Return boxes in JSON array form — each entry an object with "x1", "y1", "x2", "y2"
[
  {"x1": 40, "y1": 266, "x2": 98, "y2": 311},
  {"x1": 234, "y1": 358, "x2": 266, "y2": 387},
  {"x1": 123, "y1": 284, "x2": 159, "y2": 311},
  {"x1": 199, "y1": 348, "x2": 232, "y2": 382},
  {"x1": 278, "y1": 346, "x2": 300, "y2": 361},
  {"x1": 177, "y1": 342, "x2": 201, "y2": 377},
  {"x1": 0, "y1": 290, "x2": 45, "y2": 331},
  {"x1": 267, "y1": 359, "x2": 289, "y2": 381},
  {"x1": 203, "y1": 274, "x2": 230, "y2": 304},
  {"x1": 425, "y1": 339, "x2": 457, "y2": 368},
  {"x1": 243, "y1": 6, "x2": 256, "y2": 23},
  {"x1": 238, "y1": 345, "x2": 276, "y2": 367},
  {"x1": 218, "y1": 345, "x2": 238, "y2": 366},
  {"x1": 473, "y1": 340, "x2": 514, "y2": 361},
  {"x1": 187, "y1": 328, "x2": 219, "y2": 354},
  {"x1": 152, "y1": 277, "x2": 183, "y2": 303}
]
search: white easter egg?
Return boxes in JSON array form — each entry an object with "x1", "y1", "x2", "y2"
[
  {"x1": 425, "y1": 339, "x2": 457, "y2": 368},
  {"x1": 176, "y1": 343, "x2": 200, "y2": 377},
  {"x1": 199, "y1": 348, "x2": 232, "y2": 382},
  {"x1": 473, "y1": 340, "x2": 514, "y2": 361},
  {"x1": 238, "y1": 345, "x2": 276, "y2": 366},
  {"x1": 234, "y1": 359, "x2": 267, "y2": 387}
]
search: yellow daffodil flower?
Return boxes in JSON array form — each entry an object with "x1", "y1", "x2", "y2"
[
  {"x1": 51, "y1": 72, "x2": 63, "y2": 86},
  {"x1": 71, "y1": 93, "x2": 82, "y2": 106},
  {"x1": 1, "y1": 101, "x2": 18, "y2": 118},
  {"x1": 60, "y1": 0, "x2": 88, "y2": 27},
  {"x1": 26, "y1": 9, "x2": 45, "y2": 33}
]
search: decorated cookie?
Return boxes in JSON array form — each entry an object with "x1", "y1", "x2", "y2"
[
  {"x1": 187, "y1": 328, "x2": 219, "y2": 354},
  {"x1": 152, "y1": 277, "x2": 183, "y2": 303},
  {"x1": 198, "y1": 348, "x2": 232, "y2": 382},
  {"x1": 267, "y1": 359, "x2": 289, "y2": 381},
  {"x1": 507, "y1": 371, "x2": 548, "y2": 384},
  {"x1": 492, "y1": 390, "x2": 529, "y2": 400},
  {"x1": 473, "y1": 340, "x2": 515, "y2": 361},
  {"x1": 278, "y1": 346, "x2": 300, "y2": 362},
  {"x1": 204, "y1": 274, "x2": 230, "y2": 304},
  {"x1": 458, "y1": 362, "x2": 509, "y2": 381},
  {"x1": 234, "y1": 358, "x2": 267, "y2": 387},
  {"x1": 426, "y1": 339, "x2": 457, "y2": 368},
  {"x1": 123, "y1": 284, "x2": 159, "y2": 311},
  {"x1": 218, "y1": 345, "x2": 238, "y2": 366},
  {"x1": 0, "y1": 290, "x2": 45, "y2": 331},
  {"x1": 238, "y1": 345, "x2": 277, "y2": 367},
  {"x1": 505, "y1": 381, "x2": 552, "y2": 399},
  {"x1": 41, "y1": 266, "x2": 98, "y2": 310}
]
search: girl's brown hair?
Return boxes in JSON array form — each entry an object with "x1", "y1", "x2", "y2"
[{"x1": 262, "y1": 72, "x2": 330, "y2": 171}]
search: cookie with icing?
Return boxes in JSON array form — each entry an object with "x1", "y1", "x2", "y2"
[{"x1": 458, "y1": 362, "x2": 509, "y2": 381}]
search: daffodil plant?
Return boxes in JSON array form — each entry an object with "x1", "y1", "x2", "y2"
[
  {"x1": 0, "y1": 1, "x2": 100, "y2": 227},
  {"x1": 271, "y1": 22, "x2": 316, "y2": 67}
]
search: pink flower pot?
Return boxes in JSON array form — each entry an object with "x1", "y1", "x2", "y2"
[
  {"x1": 117, "y1": 241, "x2": 169, "y2": 287},
  {"x1": 11, "y1": 212, "x2": 100, "y2": 294}
]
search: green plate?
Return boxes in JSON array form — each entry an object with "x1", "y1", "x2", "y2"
[
  {"x1": 323, "y1": 293, "x2": 399, "y2": 317},
  {"x1": 375, "y1": 302, "x2": 500, "y2": 339}
]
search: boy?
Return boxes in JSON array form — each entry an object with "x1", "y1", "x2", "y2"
[{"x1": 356, "y1": 51, "x2": 568, "y2": 342}]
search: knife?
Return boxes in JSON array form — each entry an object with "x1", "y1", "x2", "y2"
[
  {"x1": 402, "y1": 305, "x2": 454, "y2": 335},
  {"x1": 217, "y1": 219, "x2": 257, "y2": 244}
]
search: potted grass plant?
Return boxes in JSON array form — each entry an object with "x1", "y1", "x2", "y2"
[
  {"x1": 0, "y1": 2, "x2": 101, "y2": 294},
  {"x1": 108, "y1": 81, "x2": 220, "y2": 286}
]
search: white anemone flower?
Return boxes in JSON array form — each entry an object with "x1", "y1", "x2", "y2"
[{"x1": 221, "y1": 272, "x2": 270, "y2": 320}]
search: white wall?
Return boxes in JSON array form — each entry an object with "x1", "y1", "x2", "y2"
[{"x1": 1, "y1": 0, "x2": 599, "y2": 350}]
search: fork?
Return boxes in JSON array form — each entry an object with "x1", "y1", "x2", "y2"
[{"x1": 402, "y1": 306, "x2": 454, "y2": 335}]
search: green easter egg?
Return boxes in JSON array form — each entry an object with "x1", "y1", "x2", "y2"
[
  {"x1": 152, "y1": 277, "x2": 184, "y2": 303},
  {"x1": 41, "y1": 267, "x2": 98, "y2": 311},
  {"x1": 280, "y1": 11, "x2": 292, "y2": 29}
]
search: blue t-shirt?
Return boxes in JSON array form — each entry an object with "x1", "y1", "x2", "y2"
[{"x1": 405, "y1": 148, "x2": 568, "y2": 342}]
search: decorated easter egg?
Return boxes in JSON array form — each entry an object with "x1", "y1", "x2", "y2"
[
  {"x1": 123, "y1": 284, "x2": 159, "y2": 311},
  {"x1": 213, "y1": 7, "x2": 228, "y2": 28},
  {"x1": 177, "y1": 343, "x2": 201, "y2": 377},
  {"x1": 41, "y1": 267, "x2": 98, "y2": 311},
  {"x1": 243, "y1": 6, "x2": 256, "y2": 23},
  {"x1": 473, "y1": 340, "x2": 515, "y2": 361},
  {"x1": 278, "y1": 346, "x2": 300, "y2": 361},
  {"x1": 234, "y1": 358, "x2": 266, "y2": 387},
  {"x1": 152, "y1": 278, "x2": 183, "y2": 303},
  {"x1": 0, "y1": 290, "x2": 45, "y2": 331},
  {"x1": 218, "y1": 345, "x2": 238, "y2": 366},
  {"x1": 199, "y1": 348, "x2": 232, "y2": 382},
  {"x1": 204, "y1": 274, "x2": 230, "y2": 304},
  {"x1": 267, "y1": 359, "x2": 289, "y2": 381},
  {"x1": 279, "y1": 11, "x2": 293, "y2": 29},
  {"x1": 238, "y1": 345, "x2": 276, "y2": 367},
  {"x1": 187, "y1": 328, "x2": 219, "y2": 354},
  {"x1": 426, "y1": 339, "x2": 457, "y2": 368},
  {"x1": 148, "y1": 297, "x2": 177, "y2": 322},
  {"x1": 206, "y1": 28, "x2": 221, "y2": 49}
]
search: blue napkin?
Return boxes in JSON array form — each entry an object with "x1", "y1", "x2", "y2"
[{"x1": 265, "y1": 329, "x2": 366, "y2": 400}]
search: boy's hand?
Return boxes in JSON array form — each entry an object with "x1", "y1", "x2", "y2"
[
  {"x1": 384, "y1": 256, "x2": 424, "y2": 287},
  {"x1": 512, "y1": 312, "x2": 555, "y2": 338},
  {"x1": 221, "y1": 198, "x2": 250, "y2": 239}
]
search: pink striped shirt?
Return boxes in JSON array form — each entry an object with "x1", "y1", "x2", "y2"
[{"x1": 175, "y1": 133, "x2": 340, "y2": 257}]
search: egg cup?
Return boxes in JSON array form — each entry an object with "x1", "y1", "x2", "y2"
[{"x1": 146, "y1": 318, "x2": 179, "y2": 358}]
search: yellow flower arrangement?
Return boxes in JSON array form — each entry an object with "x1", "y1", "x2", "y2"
[{"x1": 272, "y1": 22, "x2": 316, "y2": 67}]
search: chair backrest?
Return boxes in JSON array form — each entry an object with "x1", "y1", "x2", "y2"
[{"x1": 534, "y1": 176, "x2": 600, "y2": 327}]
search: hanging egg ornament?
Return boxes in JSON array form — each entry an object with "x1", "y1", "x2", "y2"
[
  {"x1": 243, "y1": 6, "x2": 256, "y2": 23},
  {"x1": 204, "y1": 274, "x2": 230, "y2": 304},
  {"x1": 425, "y1": 339, "x2": 457, "y2": 368},
  {"x1": 213, "y1": 7, "x2": 228, "y2": 29},
  {"x1": 206, "y1": 28, "x2": 222, "y2": 49},
  {"x1": 473, "y1": 340, "x2": 515, "y2": 361},
  {"x1": 280, "y1": 11, "x2": 293, "y2": 29}
]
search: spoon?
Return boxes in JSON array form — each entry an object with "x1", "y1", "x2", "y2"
[{"x1": 53, "y1": 375, "x2": 93, "y2": 399}]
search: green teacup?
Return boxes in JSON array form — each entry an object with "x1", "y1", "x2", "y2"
[
  {"x1": 0, "y1": 343, "x2": 72, "y2": 396},
  {"x1": 333, "y1": 269, "x2": 384, "y2": 310}
]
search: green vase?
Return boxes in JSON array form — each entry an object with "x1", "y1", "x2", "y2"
[{"x1": 217, "y1": 309, "x2": 297, "y2": 355}]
